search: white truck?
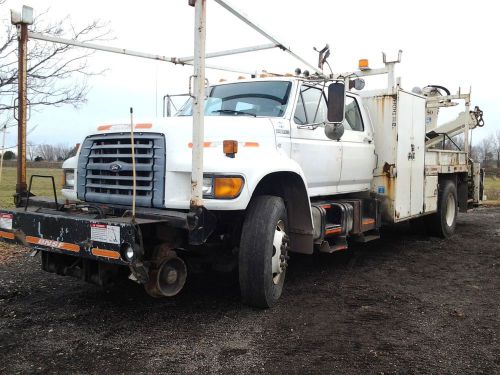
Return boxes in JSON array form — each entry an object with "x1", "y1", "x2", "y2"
[
  {"x1": 13, "y1": 54, "x2": 473, "y2": 308},
  {"x1": 2, "y1": 2, "x2": 484, "y2": 308}
]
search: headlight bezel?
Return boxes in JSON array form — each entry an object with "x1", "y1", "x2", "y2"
[{"x1": 62, "y1": 169, "x2": 75, "y2": 189}]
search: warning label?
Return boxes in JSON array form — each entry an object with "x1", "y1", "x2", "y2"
[
  {"x1": 90, "y1": 223, "x2": 120, "y2": 244},
  {"x1": 0, "y1": 213, "x2": 13, "y2": 230}
]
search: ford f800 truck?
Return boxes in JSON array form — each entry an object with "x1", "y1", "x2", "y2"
[{"x1": 0, "y1": 54, "x2": 484, "y2": 308}]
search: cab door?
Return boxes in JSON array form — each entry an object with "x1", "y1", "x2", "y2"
[
  {"x1": 338, "y1": 95, "x2": 375, "y2": 193},
  {"x1": 290, "y1": 82, "x2": 342, "y2": 196}
]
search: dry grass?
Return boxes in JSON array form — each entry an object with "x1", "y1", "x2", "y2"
[
  {"x1": 484, "y1": 177, "x2": 500, "y2": 200},
  {"x1": 0, "y1": 167, "x2": 63, "y2": 208}
]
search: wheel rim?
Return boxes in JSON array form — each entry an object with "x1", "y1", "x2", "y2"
[
  {"x1": 271, "y1": 220, "x2": 286, "y2": 285},
  {"x1": 445, "y1": 193, "x2": 456, "y2": 227}
]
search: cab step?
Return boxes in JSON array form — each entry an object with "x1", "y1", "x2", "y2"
[
  {"x1": 312, "y1": 198, "x2": 381, "y2": 252},
  {"x1": 351, "y1": 230, "x2": 380, "y2": 243},
  {"x1": 318, "y1": 237, "x2": 348, "y2": 253}
]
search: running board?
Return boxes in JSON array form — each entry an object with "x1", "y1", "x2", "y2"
[{"x1": 312, "y1": 198, "x2": 381, "y2": 252}]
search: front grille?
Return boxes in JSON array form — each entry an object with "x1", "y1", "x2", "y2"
[{"x1": 77, "y1": 133, "x2": 166, "y2": 208}]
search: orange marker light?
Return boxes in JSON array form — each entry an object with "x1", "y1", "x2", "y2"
[
  {"x1": 223, "y1": 140, "x2": 238, "y2": 157},
  {"x1": 243, "y1": 142, "x2": 259, "y2": 148},
  {"x1": 188, "y1": 142, "x2": 213, "y2": 148},
  {"x1": 214, "y1": 177, "x2": 244, "y2": 199},
  {"x1": 359, "y1": 59, "x2": 369, "y2": 70},
  {"x1": 97, "y1": 125, "x2": 112, "y2": 131},
  {"x1": 135, "y1": 123, "x2": 152, "y2": 129}
]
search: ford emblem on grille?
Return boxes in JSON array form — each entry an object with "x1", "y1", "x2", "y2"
[{"x1": 109, "y1": 163, "x2": 122, "y2": 172}]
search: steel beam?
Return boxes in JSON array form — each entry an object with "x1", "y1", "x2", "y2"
[
  {"x1": 213, "y1": 0, "x2": 324, "y2": 76},
  {"x1": 28, "y1": 31, "x2": 254, "y2": 75},
  {"x1": 177, "y1": 43, "x2": 277, "y2": 63}
]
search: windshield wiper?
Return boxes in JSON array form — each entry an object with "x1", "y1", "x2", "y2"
[{"x1": 211, "y1": 109, "x2": 256, "y2": 117}]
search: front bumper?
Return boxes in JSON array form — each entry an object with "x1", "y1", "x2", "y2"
[{"x1": 0, "y1": 202, "x2": 216, "y2": 265}]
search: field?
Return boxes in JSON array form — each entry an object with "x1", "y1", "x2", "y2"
[
  {"x1": 0, "y1": 167, "x2": 63, "y2": 208},
  {"x1": 484, "y1": 176, "x2": 500, "y2": 200}
]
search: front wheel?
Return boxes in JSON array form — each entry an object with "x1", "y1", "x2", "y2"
[{"x1": 239, "y1": 195, "x2": 289, "y2": 308}]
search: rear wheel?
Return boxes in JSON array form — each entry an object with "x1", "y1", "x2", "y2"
[
  {"x1": 426, "y1": 180, "x2": 457, "y2": 238},
  {"x1": 239, "y1": 195, "x2": 289, "y2": 308}
]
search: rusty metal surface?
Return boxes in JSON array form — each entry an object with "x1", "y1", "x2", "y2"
[
  {"x1": 0, "y1": 209, "x2": 138, "y2": 265},
  {"x1": 15, "y1": 23, "x2": 28, "y2": 198}
]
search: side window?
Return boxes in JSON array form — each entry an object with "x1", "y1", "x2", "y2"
[
  {"x1": 293, "y1": 85, "x2": 327, "y2": 125},
  {"x1": 293, "y1": 93, "x2": 307, "y2": 125},
  {"x1": 344, "y1": 96, "x2": 364, "y2": 132}
]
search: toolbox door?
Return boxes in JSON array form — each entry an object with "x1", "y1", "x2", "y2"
[{"x1": 395, "y1": 90, "x2": 425, "y2": 220}]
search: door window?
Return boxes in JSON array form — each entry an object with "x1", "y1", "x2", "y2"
[
  {"x1": 344, "y1": 96, "x2": 364, "y2": 131},
  {"x1": 294, "y1": 85, "x2": 327, "y2": 125}
]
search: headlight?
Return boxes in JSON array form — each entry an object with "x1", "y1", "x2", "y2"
[
  {"x1": 62, "y1": 169, "x2": 75, "y2": 189},
  {"x1": 202, "y1": 177, "x2": 214, "y2": 196},
  {"x1": 203, "y1": 175, "x2": 244, "y2": 199}
]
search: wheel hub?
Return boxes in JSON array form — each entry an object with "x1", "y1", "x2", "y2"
[
  {"x1": 271, "y1": 220, "x2": 289, "y2": 284},
  {"x1": 445, "y1": 193, "x2": 456, "y2": 227}
]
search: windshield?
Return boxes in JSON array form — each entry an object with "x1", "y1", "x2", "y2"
[{"x1": 177, "y1": 81, "x2": 292, "y2": 117}]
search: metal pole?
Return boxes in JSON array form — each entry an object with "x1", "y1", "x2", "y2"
[
  {"x1": 16, "y1": 22, "x2": 28, "y2": 201},
  {"x1": 464, "y1": 97, "x2": 470, "y2": 155},
  {"x1": 213, "y1": 0, "x2": 324, "y2": 76},
  {"x1": 0, "y1": 125, "x2": 6, "y2": 185},
  {"x1": 28, "y1": 31, "x2": 254, "y2": 75},
  {"x1": 190, "y1": 0, "x2": 207, "y2": 209},
  {"x1": 177, "y1": 43, "x2": 277, "y2": 63}
]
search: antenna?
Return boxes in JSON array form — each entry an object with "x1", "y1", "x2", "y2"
[
  {"x1": 313, "y1": 44, "x2": 330, "y2": 71},
  {"x1": 129, "y1": 107, "x2": 137, "y2": 221}
]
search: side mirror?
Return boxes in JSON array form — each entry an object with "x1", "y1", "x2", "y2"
[
  {"x1": 324, "y1": 122, "x2": 344, "y2": 141},
  {"x1": 327, "y1": 81, "x2": 346, "y2": 123}
]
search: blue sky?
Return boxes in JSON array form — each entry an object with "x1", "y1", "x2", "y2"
[{"x1": 2, "y1": 0, "x2": 499, "y2": 150}]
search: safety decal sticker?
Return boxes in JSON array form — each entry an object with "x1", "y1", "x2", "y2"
[
  {"x1": 90, "y1": 223, "x2": 120, "y2": 245},
  {"x1": 0, "y1": 213, "x2": 13, "y2": 230}
]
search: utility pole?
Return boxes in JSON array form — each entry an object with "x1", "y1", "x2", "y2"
[
  {"x1": 11, "y1": 6, "x2": 33, "y2": 206},
  {"x1": 0, "y1": 125, "x2": 7, "y2": 185},
  {"x1": 189, "y1": 0, "x2": 207, "y2": 210}
]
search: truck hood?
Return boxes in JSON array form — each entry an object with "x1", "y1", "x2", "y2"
[
  {"x1": 90, "y1": 115, "x2": 278, "y2": 144},
  {"x1": 163, "y1": 115, "x2": 277, "y2": 144},
  {"x1": 88, "y1": 116, "x2": 280, "y2": 172}
]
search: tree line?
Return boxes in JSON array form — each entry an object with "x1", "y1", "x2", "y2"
[
  {"x1": 470, "y1": 130, "x2": 500, "y2": 168},
  {"x1": 2, "y1": 143, "x2": 77, "y2": 161}
]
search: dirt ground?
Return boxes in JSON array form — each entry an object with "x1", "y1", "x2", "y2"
[{"x1": 1, "y1": 207, "x2": 499, "y2": 374}]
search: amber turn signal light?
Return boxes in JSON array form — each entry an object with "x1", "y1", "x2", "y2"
[
  {"x1": 214, "y1": 177, "x2": 244, "y2": 199},
  {"x1": 359, "y1": 59, "x2": 369, "y2": 70},
  {"x1": 223, "y1": 140, "x2": 238, "y2": 158}
]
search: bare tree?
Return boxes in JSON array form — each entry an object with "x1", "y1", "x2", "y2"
[
  {"x1": 477, "y1": 137, "x2": 493, "y2": 166},
  {"x1": 493, "y1": 130, "x2": 500, "y2": 169},
  {"x1": 0, "y1": 6, "x2": 110, "y2": 129},
  {"x1": 27, "y1": 140, "x2": 36, "y2": 161},
  {"x1": 35, "y1": 143, "x2": 74, "y2": 161}
]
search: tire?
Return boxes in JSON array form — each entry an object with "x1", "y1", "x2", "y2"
[
  {"x1": 426, "y1": 180, "x2": 458, "y2": 238},
  {"x1": 239, "y1": 195, "x2": 289, "y2": 308}
]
